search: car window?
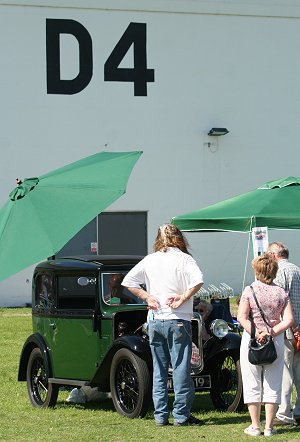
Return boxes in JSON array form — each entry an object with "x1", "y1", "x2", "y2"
[
  {"x1": 34, "y1": 274, "x2": 55, "y2": 310},
  {"x1": 101, "y1": 272, "x2": 145, "y2": 305},
  {"x1": 57, "y1": 275, "x2": 97, "y2": 309}
]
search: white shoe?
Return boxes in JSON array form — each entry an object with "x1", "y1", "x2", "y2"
[
  {"x1": 66, "y1": 387, "x2": 86, "y2": 403},
  {"x1": 244, "y1": 426, "x2": 261, "y2": 436},
  {"x1": 264, "y1": 428, "x2": 277, "y2": 437}
]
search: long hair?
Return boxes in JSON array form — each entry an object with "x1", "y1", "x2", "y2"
[
  {"x1": 154, "y1": 224, "x2": 190, "y2": 254},
  {"x1": 252, "y1": 254, "x2": 278, "y2": 285}
]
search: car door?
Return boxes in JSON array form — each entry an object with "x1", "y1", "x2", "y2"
[{"x1": 44, "y1": 274, "x2": 101, "y2": 380}]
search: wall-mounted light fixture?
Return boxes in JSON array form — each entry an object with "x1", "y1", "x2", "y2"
[{"x1": 208, "y1": 128, "x2": 229, "y2": 136}]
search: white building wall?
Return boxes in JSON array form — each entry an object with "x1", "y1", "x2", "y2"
[{"x1": 1, "y1": 0, "x2": 300, "y2": 305}]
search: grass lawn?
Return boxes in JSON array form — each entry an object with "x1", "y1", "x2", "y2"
[{"x1": 0, "y1": 308, "x2": 299, "y2": 441}]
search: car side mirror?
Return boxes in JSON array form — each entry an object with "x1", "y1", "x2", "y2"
[{"x1": 77, "y1": 277, "x2": 89, "y2": 286}]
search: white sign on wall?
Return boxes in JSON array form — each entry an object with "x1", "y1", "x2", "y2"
[
  {"x1": 252, "y1": 227, "x2": 269, "y2": 257},
  {"x1": 91, "y1": 242, "x2": 98, "y2": 253}
]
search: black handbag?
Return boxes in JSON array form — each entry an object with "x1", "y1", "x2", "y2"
[{"x1": 248, "y1": 286, "x2": 277, "y2": 365}]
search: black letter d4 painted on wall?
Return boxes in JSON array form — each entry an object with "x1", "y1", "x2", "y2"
[{"x1": 46, "y1": 19, "x2": 93, "y2": 95}]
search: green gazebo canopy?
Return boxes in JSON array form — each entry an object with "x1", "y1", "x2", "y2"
[{"x1": 172, "y1": 177, "x2": 300, "y2": 232}]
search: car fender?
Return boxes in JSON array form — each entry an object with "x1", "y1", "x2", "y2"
[
  {"x1": 18, "y1": 333, "x2": 52, "y2": 381},
  {"x1": 90, "y1": 335, "x2": 152, "y2": 389},
  {"x1": 203, "y1": 332, "x2": 241, "y2": 363},
  {"x1": 114, "y1": 335, "x2": 151, "y2": 354}
]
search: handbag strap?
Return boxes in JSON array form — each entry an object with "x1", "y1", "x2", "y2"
[
  {"x1": 249, "y1": 314, "x2": 256, "y2": 340},
  {"x1": 250, "y1": 285, "x2": 272, "y2": 329}
]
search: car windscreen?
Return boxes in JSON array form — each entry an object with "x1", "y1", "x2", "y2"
[{"x1": 101, "y1": 272, "x2": 145, "y2": 305}]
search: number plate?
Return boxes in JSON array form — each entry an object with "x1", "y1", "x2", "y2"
[{"x1": 167, "y1": 375, "x2": 211, "y2": 390}]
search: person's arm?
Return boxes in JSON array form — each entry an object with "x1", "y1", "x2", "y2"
[
  {"x1": 271, "y1": 300, "x2": 294, "y2": 337},
  {"x1": 237, "y1": 298, "x2": 252, "y2": 335},
  {"x1": 125, "y1": 286, "x2": 160, "y2": 310},
  {"x1": 121, "y1": 260, "x2": 160, "y2": 310},
  {"x1": 167, "y1": 256, "x2": 203, "y2": 309},
  {"x1": 167, "y1": 283, "x2": 203, "y2": 309},
  {"x1": 238, "y1": 298, "x2": 269, "y2": 343}
]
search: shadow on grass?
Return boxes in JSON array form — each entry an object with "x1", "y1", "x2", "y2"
[
  {"x1": 56, "y1": 393, "x2": 300, "y2": 437},
  {"x1": 58, "y1": 398, "x2": 116, "y2": 412},
  {"x1": 57, "y1": 390, "x2": 249, "y2": 426}
]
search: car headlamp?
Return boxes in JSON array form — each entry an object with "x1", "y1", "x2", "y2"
[{"x1": 210, "y1": 319, "x2": 228, "y2": 339}]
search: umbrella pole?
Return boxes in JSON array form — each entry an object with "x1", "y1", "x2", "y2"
[
  {"x1": 242, "y1": 217, "x2": 254, "y2": 292},
  {"x1": 96, "y1": 216, "x2": 99, "y2": 254}
]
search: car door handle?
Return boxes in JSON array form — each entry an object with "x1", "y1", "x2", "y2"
[{"x1": 50, "y1": 323, "x2": 56, "y2": 330}]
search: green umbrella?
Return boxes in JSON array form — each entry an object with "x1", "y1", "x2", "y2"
[
  {"x1": 0, "y1": 150, "x2": 142, "y2": 281},
  {"x1": 172, "y1": 177, "x2": 300, "y2": 232}
]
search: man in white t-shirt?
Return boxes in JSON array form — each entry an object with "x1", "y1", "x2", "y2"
[{"x1": 122, "y1": 224, "x2": 204, "y2": 426}]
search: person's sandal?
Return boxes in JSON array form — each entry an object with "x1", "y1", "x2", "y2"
[
  {"x1": 264, "y1": 428, "x2": 277, "y2": 437},
  {"x1": 244, "y1": 426, "x2": 261, "y2": 436}
]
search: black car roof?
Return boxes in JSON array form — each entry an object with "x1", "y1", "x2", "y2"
[{"x1": 34, "y1": 255, "x2": 144, "y2": 272}]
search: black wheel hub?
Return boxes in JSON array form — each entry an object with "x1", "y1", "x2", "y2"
[
  {"x1": 219, "y1": 368, "x2": 233, "y2": 391},
  {"x1": 116, "y1": 361, "x2": 139, "y2": 412},
  {"x1": 31, "y1": 358, "x2": 48, "y2": 404}
]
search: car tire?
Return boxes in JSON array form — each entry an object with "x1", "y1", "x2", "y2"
[
  {"x1": 209, "y1": 350, "x2": 244, "y2": 412},
  {"x1": 26, "y1": 347, "x2": 59, "y2": 408},
  {"x1": 110, "y1": 348, "x2": 151, "y2": 418}
]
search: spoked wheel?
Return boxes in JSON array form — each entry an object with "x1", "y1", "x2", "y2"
[
  {"x1": 26, "y1": 347, "x2": 59, "y2": 408},
  {"x1": 210, "y1": 350, "x2": 244, "y2": 412},
  {"x1": 110, "y1": 348, "x2": 151, "y2": 418}
]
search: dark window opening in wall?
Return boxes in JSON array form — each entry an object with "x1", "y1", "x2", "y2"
[
  {"x1": 57, "y1": 218, "x2": 97, "y2": 257},
  {"x1": 98, "y1": 212, "x2": 147, "y2": 255},
  {"x1": 57, "y1": 211, "x2": 147, "y2": 257}
]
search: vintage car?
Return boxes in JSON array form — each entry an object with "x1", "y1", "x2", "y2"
[{"x1": 18, "y1": 255, "x2": 243, "y2": 418}]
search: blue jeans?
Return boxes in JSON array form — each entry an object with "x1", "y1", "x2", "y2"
[{"x1": 148, "y1": 319, "x2": 195, "y2": 424}]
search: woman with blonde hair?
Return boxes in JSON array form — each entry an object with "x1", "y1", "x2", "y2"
[{"x1": 238, "y1": 254, "x2": 294, "y2": 437}]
